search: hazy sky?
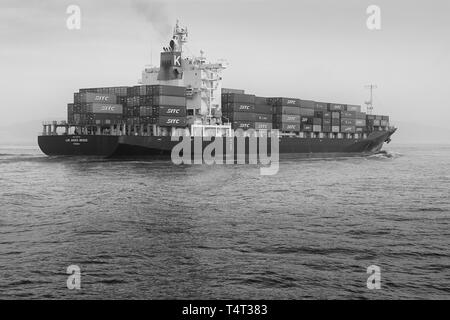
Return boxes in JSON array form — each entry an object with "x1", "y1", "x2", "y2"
[{"x1": 0, "y1": 0, "x2": 449, "y2": 142}]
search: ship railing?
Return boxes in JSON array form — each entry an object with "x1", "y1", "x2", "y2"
[{"x1": 42, "y1": 120, "x2": 68, "y2": 126}]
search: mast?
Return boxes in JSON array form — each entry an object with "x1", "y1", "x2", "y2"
[{"x1": 364, "y1": 84, "x2": 377, "y2": 115}]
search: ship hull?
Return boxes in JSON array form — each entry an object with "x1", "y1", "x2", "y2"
[
  {"x1": 38, "y1": 135, "x2": 119, "y2": 157},
  {"x1": 38, "y1": 130, "x2": 395, "y2": 159}
]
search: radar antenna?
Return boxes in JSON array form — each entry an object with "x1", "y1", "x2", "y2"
[{"x1": 364, "y1": 84, "x2": 377, "y2": 115}]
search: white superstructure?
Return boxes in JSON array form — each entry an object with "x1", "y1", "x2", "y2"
[{"x1": 140, "y1": 20, "x2": 228, "y2": 131}]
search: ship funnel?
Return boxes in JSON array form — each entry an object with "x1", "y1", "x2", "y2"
[{"x1": 157, "y1": 21, "x2": 186, "y2": 81}]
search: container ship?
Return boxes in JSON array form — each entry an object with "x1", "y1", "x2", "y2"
[{"x1": 38, "y1": 21, "x2": 396, "y2": 159}]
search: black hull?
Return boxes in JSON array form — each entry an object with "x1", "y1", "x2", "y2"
[
  {"x1": 38, "y1": 135, "x2": 119, "y2": 157},
  {"x1": 38, "y1": 130, "x2": 395, "y2": 159}
]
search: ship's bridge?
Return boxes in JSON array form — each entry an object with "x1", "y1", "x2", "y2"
[{"x1": 139, "y1": 20, "x2": 227, "y2": 126}]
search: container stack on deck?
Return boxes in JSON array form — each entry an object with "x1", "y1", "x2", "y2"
[
  {"x1": 67, "y1": 85, "x2": 188, "y2": 134},
  {"x1": 126, "y1": 85, "x2": 187, "y2": 128},
  {"x1": 221, "y1": 93, "x2": 273, "y2": 130},
  {"x1": 268, "y1": 98, "x2": 390, "y2": 135},
  {"x1": 69, "y1": 90, "x2": 124, "y2": 127},
  {"x1": 271, "y1": 98, "x2": 301, "y2": 132},
  {"x1": 66, "y1": 86, "x2": 390, "y2": 136},
  {"x1": 220, "y1": 90, "x2": 391, "y2": 136}
]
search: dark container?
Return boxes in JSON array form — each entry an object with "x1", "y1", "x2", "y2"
[
  {"x1": 300, "y1": 100, "x2": 315, "y2": 109},
  {"x1": 152, "y1": 106, "x2": 187, "y2": 117},
  {"x1": 254, "y1": 104, "x2": 273, "y2": 114},
  {"x1": 132, "y1": 106, "x2": 140, "y2": 117},
  {"x1": 72, "y1": 103, "x2": 85, "y2": 113},
  {"x1": 152, "y1": 85, "x2": 186, "y2": 97},
  {"x1": 79, "y1": 88, "x2": 99, "y2": 94},
  {"x1": 74, "y1": 92, "x2": 117, "y2": 104},
  {"x1": 127, "y1": 96, "x2": 140, "y2": 107},
  {"x1": 314, "y1": 111, "x2": 323, "y2": 118},
  {"x1": 366, "y1": 115, "x2": 376, "y2": 120},
  {"x1": 232, "y1": 121, "x2": 255, "y2": 130},
  {"x1": 140, "y1": 116, "x2": 152, "y2": 124},
  {"x1": 139, "y1": 106, "x2": 152, "y2": 117},
  {"x1": 139, "y1": 85, "x2": 153, "y2": 96},
  {"x1": 128, "y1": 86, "x2": 140, "y2": 96},
  {"x1": 313, "y1": 118, "x2": 322, "y2": 125},
  {"x1": 255, "y1": 122, "x2": 273, "y2": 130},
  {"x1": 345, "y1": 104, "x2": 361, "y2": 112},
  {"x1": 254, "y1": 96, "x2": 268, "y2": 105},
  {"x1": 300, "y1": 116, "x2": 313, "y2": 124},
  {"x1": 68, "y1": 114, "x2": 75, "y2": 124},
  {"x1": 255, "y1": 113, "x2": 272, "y2": 122},
  {"x1": 125, "y1": 106, "x2": 133, "y2": 117},
  {"x1": 298, "y1": 108, "x2": 315, "y2": 117},
  {"x1": 153, "y1": 95, "x2": 186, "y2": 107},
  {"x1": 98, "y1": 86, "x2": 128, "y2": 96},
  {"x1": 341, "y1": 119, "x2": 356, "y2": 126},
  {"x1": 227, "y1": 112, "x2": 256, "y2": 121},
  {"x1": 314, "y1": 102, "x2": 328, "y2": 111},
  {"x1": 224, "y1": 103, "x2": 255, "y2": 113},
  {"x1": 341, "y1": 111, "x2": 356, "y2": 119},
  {"x1": 322, "y1": 125, "x2": 332, "y2": 133},
  {"x1": 79, "y1": 86, "x2": 129, "y2": 96},
  {"x1": 331, "y1": 112, "x2": 340, "y2": 119},
  {"x1": 221, "y1": 94, "x2": 228, "y2": 105},
  {"x1": 270, "y1": 97, "x2": 301, "y2": 107},
  {"x1": 332, "y1": 118, "x2": 340, "y2": 126},
  {"x1": 341, "y1": 125, "x2": 356, "y2": 133},
  {"x1": 381, "y1": 115, "x2": 390, "y2": 121},
  {"x1": 139, "y1": 95, "x2": 153, "y2": 106},
  {"x1": 157, "y1": 116, "x2": 187, "y2": 127},
  {"x1": 355, "y1": 112, "x2": 366, "y2": 119},
  {"x1": 355, "y1": 126, "x2": 368, "y2": 133},
  {"x1": 277, "y1": 123, "x2": 300, "y2": 132},
  {"x1": 222, "y1": 88, "x2": 245, "y2": 95},
  {"x1": 301, "y1": 124, "x2": 313, "y2": 132},
  {"x1": 323, "y1": 112, "x2": 332, "y2": 119},
  {"x1": 87, "y1": 103, "x2": 123, "y2": 114},
  {"x1": 323, "y1": 119, "x2": 332, "y2": 126},
  {"x1": 328, "y1": 103, "x2": 346, "y2": 111},
  {"x1": 85, "y1": 113, "x2": 123, "y2": 121},
  {"x1": 279, "y1": 114, "x2": 301, "y2": 123},
  {"x1": 273, "y1": 106, "x2": 301, "y2": 115},
  {"x1": 226, "y1": 93, "x2": 255, "y2": 104},
  {"x1": 118, "y1": 96, "x2": 127, "y2": 106}
]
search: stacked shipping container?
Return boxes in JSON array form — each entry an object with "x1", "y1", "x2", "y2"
[
  {"x1": 266, "y1": 98, "x2": 389, "y2": 134},
  {"x1": 126, "y1": 85, "x2": 187, "y2": 127},
  {"x1": 68, "y1": 85, "x2": 188, "y2": 130},
  {"x1": 69, "y1": 92, "x2": 123, "y2": 126},
  {"x1": 67, "y1": 86, "x2": 390, "y2": 136},
  {"x1": 221, "y1": 93, "x2": 273, "y2": 130},
  {"x1": 271, "y1": 98, "x2": 302, "y2": 132},
  {"x1": 220, "y1": 91, "x2": 390, "y2": 135}
]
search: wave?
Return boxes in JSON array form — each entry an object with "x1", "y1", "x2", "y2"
[
  {"x1": 0, "y1": 155, "x2": 48, "y2": 163},
  {"x1": 368, "y1": 150, "x2": 402, "y2": 159},
  {"x1": 413, "y1": 207, "x2": 448, "y2": 213}
]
